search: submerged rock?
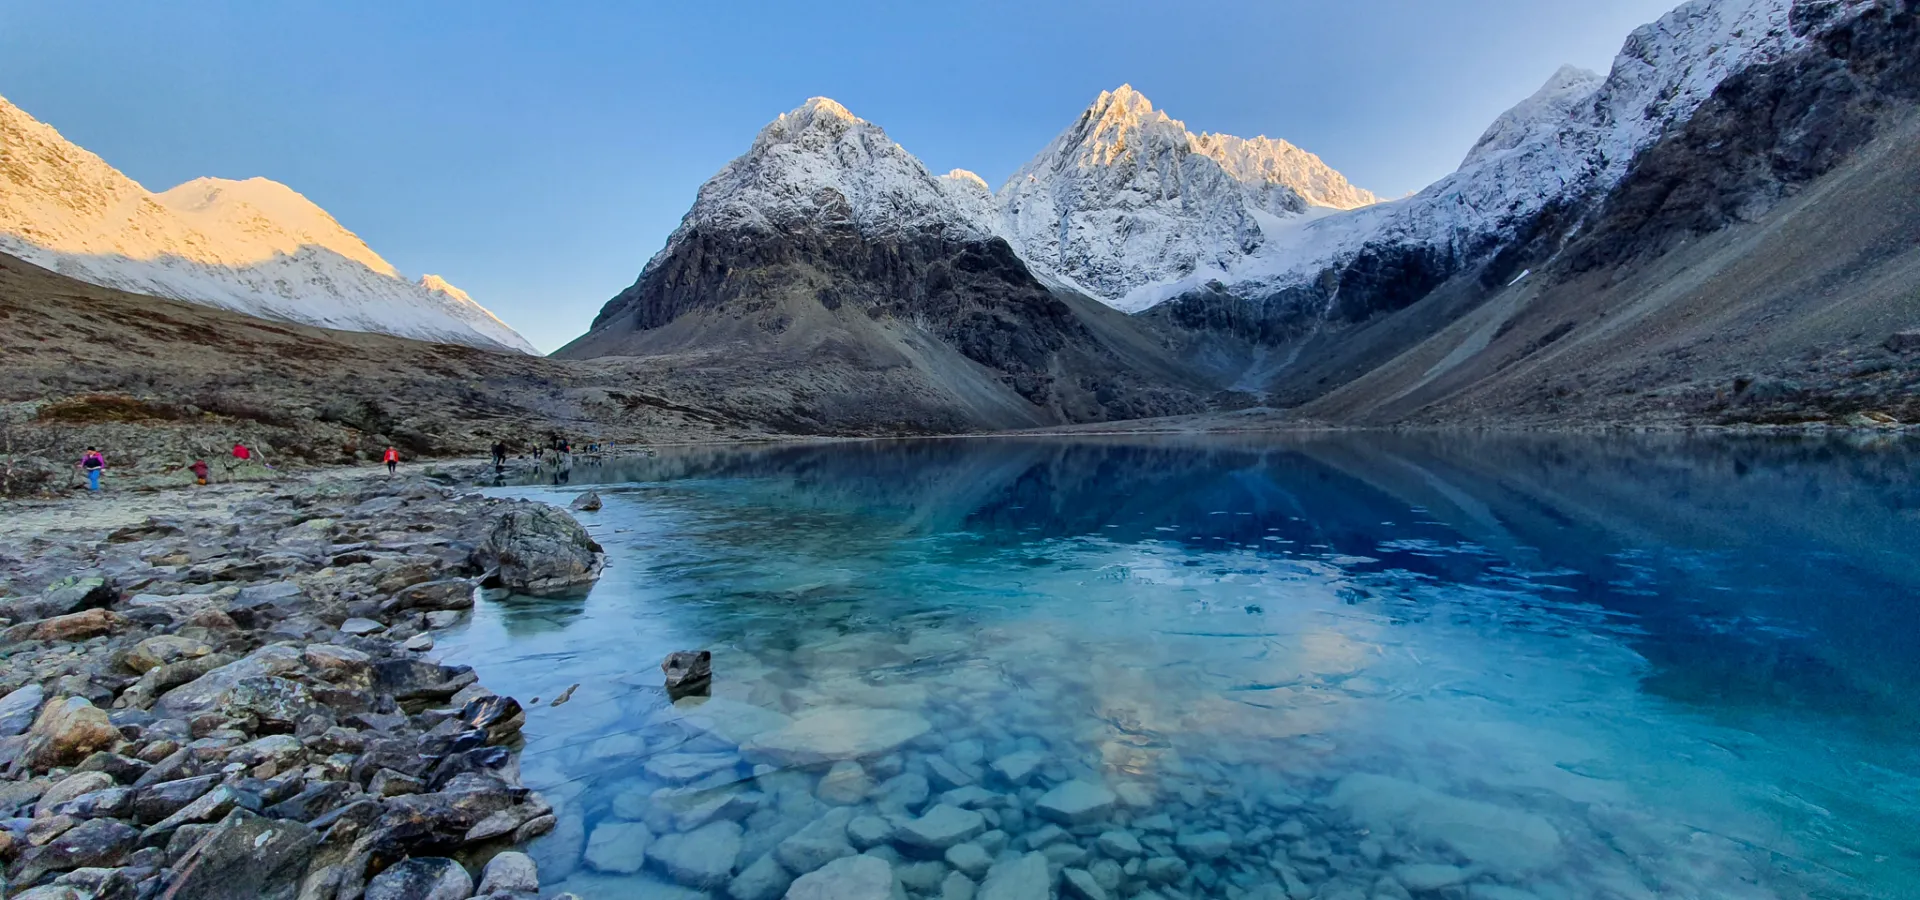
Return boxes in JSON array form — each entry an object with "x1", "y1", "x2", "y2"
[
  {"x1": 1329, "y1": 773, "x2": 1562, "y2": 874},
  {"x1": 741, "y1": 708, "x2": 931, "y2": 767},
  {"x1": 786, "y1": 853, "x2": 902, "y2": 900},
  {"x1": 571, "y1": 491, "x2": 603, "y2": 512}
]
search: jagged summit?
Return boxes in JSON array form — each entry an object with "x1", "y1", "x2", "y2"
[
  {"x1": 0, "y1": 94, "x2": 535, "y2": 353},
  {"x1": 993, "y1": 84, "x2": 1378, "y2": 308},
  {"x1": 1192, "y1": 133, "x2": 1380, "y2": 211}
]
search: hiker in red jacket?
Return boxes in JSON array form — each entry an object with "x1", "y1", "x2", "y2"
[{"x1": 383, "y1": 446, "x2": 400, "y2": 476}]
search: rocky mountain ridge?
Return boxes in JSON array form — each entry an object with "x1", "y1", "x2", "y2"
[
  {"x1": 559, "y1": 98, "x2": 1217, "y2": 433},
  {"x1": 0, "y1": 95, "x2": 536, "y2": 354}
]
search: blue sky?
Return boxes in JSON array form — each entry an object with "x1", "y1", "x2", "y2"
[{"x1": 0, "y1": 0, "x2": 1678, "y2": 352}]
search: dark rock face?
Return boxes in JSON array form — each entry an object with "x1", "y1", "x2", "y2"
[
  {"x1": 562, "y1": 224, "x2": 1211, "y2": 429},
  {"x1": 1565, "y1": 0, "x2": 1920, "y2": 273}
]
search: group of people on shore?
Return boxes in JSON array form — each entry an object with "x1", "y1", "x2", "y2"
[
  {"x1": 73, "y1": 440, "x2": 405, "y2": 493},
  {"x1": 73, "y1": 431, "x2": 622, "y2": 493}
]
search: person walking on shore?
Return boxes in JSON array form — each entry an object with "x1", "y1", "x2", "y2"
[
  {"x1": 491, "y1": 441, "x2": 508, "y2": 471},
  {"x1": 383, "y1": 445, "x2": 400, "y2": 476},
  {"x1": 77, "y1": 447, "x2": 106, "y2": 493},
  {"x1": 185, "y1": 459, "x2": 209, "y2": 486}
]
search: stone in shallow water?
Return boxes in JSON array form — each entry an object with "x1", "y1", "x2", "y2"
[
  {"x1": 645, "y1": 751, "x2": 740, "y2": 784},
  {"x1": 978, "y1": 851, "x2": 1052, "y2": 900},
  {"x1": 945, "y1": 841, "x2": 993, "y2": 879},
  {"x1": 989, "y1": 751, "x2": 1045, "y2": 785},
  {"x1": 817, "y1": 760, "x2": 874, "y2": 805},
  {"x1": 1062, "y1": 867, "x2": 1109, "y2": 900},
  {"x1": 584, "y1": 820, "x2": 652, "y2": 874},
  {"x1": 646, "y1": 819, "x2": 742, "y2": 889},
  {"x1": 1328, "y1": 774, "x2": 1562, "y2": 874},
  {"x1": 1036, "y1": 780, "x2": 1115, "y2": 825},
  {"x1": 785, "y1": 853, "x2": 901, "y2": 900},
  {"x1": 728, "y1": 851, "x2": 793, "y2": 900},
  {"x1": 848, "y1": 815, "x2": 896, "y2": 849},
  {"x1": 741, "y1": 708, "x2": 931, "y2": 767},
  {"x1": 1096, "y1": 830, "x2": 1143, "y2": 859},
  {"x1": 1396, "y1": 863, "x2": 1469, "y2": 891},
  {"x1": 895, "y1": 803, "x2": 987, "y2": 851},
  {"x1": 775, "y1": 806, "x2": 857, "y2": 875},
  {"x1": 1174, "y1": 829, "x2": 1232, "y2": 860},
  {"x1": 934, "y1": 785, "x2": 999, "y2": 810}
]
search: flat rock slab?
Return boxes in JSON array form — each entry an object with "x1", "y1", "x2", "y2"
[
  {"x1": 642, "y1": 752, "x2": 740, "y2": 784},
  {"x1": 741, "y1": 708, "x2": 931, "y2": 766},
  {"x1": 785, "y1": 854, "x2": 901, "y2": 900},
  {"x1": 979, "y1": 851, "x2": 1052, "y2": 900},
  {"x1": 1036, "y1": 780, "x2": 1116, "y2": 825},
  {"x1": 895, "y1": 803, "x2": 986, "y2": 850}
]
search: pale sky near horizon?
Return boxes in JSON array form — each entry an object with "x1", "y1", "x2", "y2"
[{"x1": 0, "y1": 0, "x2": 1679, "y2": 352}]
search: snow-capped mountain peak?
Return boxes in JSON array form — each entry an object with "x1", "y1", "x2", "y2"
[
  {"x1": 993, "y1": 84, "x2": 1378, "y2": 306},
  {"x1": 0, "y1": 94, "x2": 536, "y2": 353},
  {"x1": 657, "y1": 96, "x2": 990, "y2": 259},
  {"x1": 1460, "y1": 65, "x2": 1605, "y2": 168},
  {"x1": 1192, "y1": 133, "x2": 1381, "y2": 211}
]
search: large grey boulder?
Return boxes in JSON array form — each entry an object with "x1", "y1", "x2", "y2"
[
  {"x1": 482, "y1": 504, "x2": 604, "y2": 595},
  {"x1": 158, "y1": 809, "x2": 319, "y2": 900},
  {"x1": 365, "y1": 856, "x2": 473, "y2": 900}
]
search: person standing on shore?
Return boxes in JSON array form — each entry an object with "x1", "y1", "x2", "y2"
[
  {"x1": 226, "y1": 442, "x2": 252, "y2": 482},
  {"x1": 77, "y1": 447, "x2": 106, "y2": 493},
  {"x1": 491, "y1": 441, "x2": 508, "y2": 471},
  {"x1": 186, "y1": 459, "x2": 209, "y2": 486},
  {"x1": 383, "y1": 445, "x2": 400, "y2": 476}
]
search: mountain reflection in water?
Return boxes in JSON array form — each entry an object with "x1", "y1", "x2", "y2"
[{"x1": 443, "y1": 434, "x2": 1920, "y2": 899}]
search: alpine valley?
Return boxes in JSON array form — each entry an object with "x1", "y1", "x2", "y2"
[
  {"x1": 563, "y1": 0, "x2": 1920, "y2": 432},
  {"x1": 2, "y1": 0, "x2": 1917, "y2": 459}
]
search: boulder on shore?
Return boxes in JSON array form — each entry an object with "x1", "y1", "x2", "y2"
[{"x1": 480, "y1": 503, "x2": 604, "y2": 595}]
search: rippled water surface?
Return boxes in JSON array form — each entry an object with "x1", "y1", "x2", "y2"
[{"x1": 442, "y1": 435, "x2": 1920, "y2": 900}]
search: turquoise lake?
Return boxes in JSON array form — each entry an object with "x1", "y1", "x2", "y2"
[{"x1": 440, "y1": 434, "x2": 1920, "y2": 900}]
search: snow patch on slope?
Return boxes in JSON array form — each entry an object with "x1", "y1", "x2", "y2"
[{"x1": 0, "y1": 94, "x2": 535, "y2": 353}]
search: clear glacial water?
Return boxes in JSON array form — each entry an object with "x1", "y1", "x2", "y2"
[{"x1": 440, "y1": 434, "x2": 1920, "y2": 900}]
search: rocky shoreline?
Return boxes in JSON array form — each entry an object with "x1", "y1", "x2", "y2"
[{"x1": 0, "y1": 469, "x2": 605, "y2": 899}]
